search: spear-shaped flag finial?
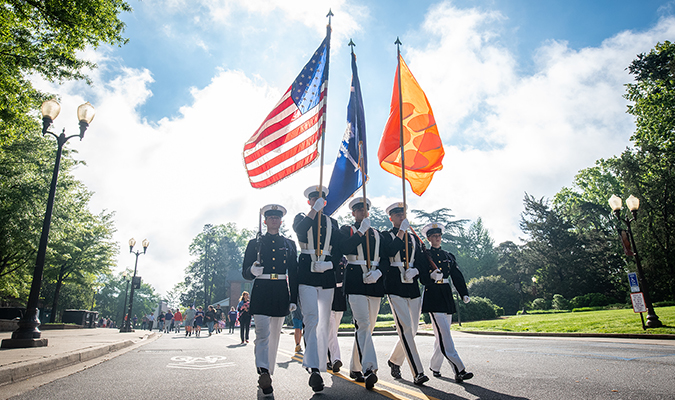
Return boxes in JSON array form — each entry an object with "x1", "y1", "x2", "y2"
[
  {"x1": 395, "y1": 37, "x2": 402, "y2": 46},
  {"x1": 327, "y1": 8, "x2": 334, "y2": 25}
]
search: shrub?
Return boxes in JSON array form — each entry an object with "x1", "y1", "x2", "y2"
[
  {"x1": 454, "y1": 296, "x2": 503, "y2": 322},
  {"x1": 570, "y1": 293, "x2": 610, "y2": 308},
  {"x1": 467, "y1": 275, "x2": 521, "y2": 315},
  {"x1": 531, "y1": 298, "x2": 549, "y2": 310},
  {"x1": 552, "y1": 294, "x2": 569, "y2": 310}
]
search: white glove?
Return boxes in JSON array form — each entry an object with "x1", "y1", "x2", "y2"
[
  {"x1": 358, "y1": 217, "x2": 371, "y2": 235},
  {"x1": 289, "y1": 303, "x2": 297, "y2": 312},
  {"x1": 312, "y1": 198, "x2": 326, "y2": 212},
  {"x1": 363, "y1": 269, "x2": 382, "y2": 284},
  {"x1": 399, "y1": 218, "x2": 410, "y2": 232},
  {"x1": 404, "y1": 267, "x2": 419, "y2": 281},
  {"x1": 250, "y1": 262, "x2": 263, "y2": 277},
  {"x1": 430, "y1": 269, "x2": 443, "y2": 281},
  {"x1": 463, "y1": 295, "x2": 471, "y2": 304}
]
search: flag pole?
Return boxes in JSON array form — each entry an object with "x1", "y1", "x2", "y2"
[
  {"x1": 316, "y1": 9, "x2": 333, "y2": 257},
  {"x1": 349, "y1": 39, "x2": 372, "y2": 271},
  {"x1": 395, "y1": 37, "x2": 409, "y2": 270}
]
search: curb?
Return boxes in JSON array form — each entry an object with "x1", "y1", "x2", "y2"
[
  {"x1": 0, "y1": 332, "x2": 156, "y2": 387},
  {"x1": 457, "y1": 330, "x2": 675, "y2": 340}
]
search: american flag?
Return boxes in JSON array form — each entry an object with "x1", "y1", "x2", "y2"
[{"x1": 243, "y1": 31, "x2": 331, "y2": 188}]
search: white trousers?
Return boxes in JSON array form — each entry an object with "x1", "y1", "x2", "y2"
[
  {"x1": 253, "y1": 315, "x2": 284, "y2": 374},
  {"x1": 349, "y1": 295, "x2": 381, "y2": 373},
  {"x1": 429, "y1": 312, "x2": 465, "y2": 374},
  {"x1": 327, "y1": 310, "x2": 343, "y2": 363},
  {"x1": 299, "y1": 284, "x2": 334, "y2": 371},
  {"x1": 388, "y1": 295, "x2": 423, "y2": 377}
]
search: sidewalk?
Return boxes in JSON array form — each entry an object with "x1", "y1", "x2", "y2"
[{"x1": 0, "y1": 328, "x2": 157, "y2": 388}]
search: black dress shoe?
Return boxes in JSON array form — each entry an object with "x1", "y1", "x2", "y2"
[
  {"x1": 258, "y1": 372, "x2": 273, "y2": 395},
  {"x1": 430, "y1": 368, "x2": 442, "y2": 378},
  {"x1": 388, "y1": 360, "x2": 402, "y2": 379},
  {"x1": 332, "y1": 359, "x2": 342, "y2": 373},
  {"x1": 413, "y1": 373, "x2": 429, "y2": 386},
  {"x1": 364, "y1": 370, "x2": 378, "y2": 390},
  {"x1": 455, "y1": 370, "x2": 474, "y2": 383},
  {"x1": 349, "y1": 371, "x2": 365, "y2": 382},
  {"x1": 309, "y1": 371, "x2": 324, "y2": 392}
]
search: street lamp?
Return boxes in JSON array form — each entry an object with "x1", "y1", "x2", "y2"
[
  {"x1": 120, "y1": 272, "x2": 130, "y2": 329},
  {"x1": 608, "y1": 194, "x2": 662, "y2": 328},
  {"x1": 120, "y1": 238, "x2": 149, "y2": 333},
  {"x1": 2, "y1": 99, "x2": 95, "y2": 349}
]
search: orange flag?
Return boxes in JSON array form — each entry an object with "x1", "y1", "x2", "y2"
[{"x1": 378, "y1": 54, "x2": 444, "y2": 196}]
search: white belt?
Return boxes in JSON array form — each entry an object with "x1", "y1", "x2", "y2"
[
  {"x1": 391, "y1": 262, "x2": 405, "y2": 267},
  {"x1": 348, "y1": 260, "x2": 379, "y2": 266},
  {"x1": 336, "y1": 282, "x2": 343, "y2": 288},
  {"x1": 301, "y1": 249, "x2": 331, "y2": 256},
  {"x1": 435, "y1": 278, "x2": 449, "y2": 284},
  {"x1": 255, "y1": 274, "x2": 287, "y2": 280}
]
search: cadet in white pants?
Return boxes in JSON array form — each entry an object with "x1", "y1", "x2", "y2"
[
  {"x1": 419, "y1": 222, "x2": 473, "y2": 383},
  {"x1": 242, "y1": 205, "x2": 299, "y2": 395},
  {"x1": 339, "y1": 198, "x2": 389, "y2": 390},
  {"x1": 383, "y1": 202, "x2": 430, "y2": 386},
  {"x1": 293, "y1": 186, "x2": 343, "y2": 393}
]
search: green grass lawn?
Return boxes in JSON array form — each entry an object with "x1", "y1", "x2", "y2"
[{"x1": 452, "y1": 306, "x2": 675, "y2": 335}]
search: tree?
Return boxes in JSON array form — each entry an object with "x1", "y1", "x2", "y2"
[
  {"x1": 93, "y1": 271, "x2": 159, "y2": 326},
  {"x1": 183, "y1": 223, "x2": 251, "y2": 308},
  {"x1": 0, "y1": 0, "x2": 131, "y2": 144},
  {"x1": 0, "y1": 129, "x2": 82, "y2": 304},
  {"x1": 619, "y1": 41, "x2": 675, "y2": 301},
  {"x1": 519, "y1": 194, "x2": 624, "y2": 301},
  {"x1": 467, "y1": 275, "x2": 520, "y2": 315},
  {"x1": 43, "y1": 202, "x2": 117, "y2": 322},
  {"x1": 450, "y1": 218, "x2": 499, "y2": 280}
]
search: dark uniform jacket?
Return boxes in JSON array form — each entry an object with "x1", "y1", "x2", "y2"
[
  {"x1": 339, "y1": 223, "x2": 389, "y2": 298},
  {"x1": 293, "y1": 212, "x2": 343, "y2": 289},
  {"x1": 242, "y1": 233, "x2": 299, "y2": 317},
  {"x1": 383, "y1": 227, "x2": 428, "y2": 299},
  {"x1": 419, "y1": 247, "x2": 468, "y2": 314},
  {"x1": 331, "y1": 257, "x2": 347, "y2": 312}
]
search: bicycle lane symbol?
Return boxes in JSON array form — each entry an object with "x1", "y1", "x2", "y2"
[{"x1": 167, "y1": 355, "x2": 235, "y2": 370}]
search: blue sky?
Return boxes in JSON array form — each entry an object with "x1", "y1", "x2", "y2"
[{"x1": 35, "y1": 0, "x2": 675, "y2": 295}]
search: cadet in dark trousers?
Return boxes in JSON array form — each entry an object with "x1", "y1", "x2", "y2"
[
  {"x1": 242, "y1": 204, "x2": 299, "y2": 395},
  {"x1": 419, "y1": 222, "x2": 473, "y2": 383},
  {"x1": 327, "y1": 256, "x2": 346, "y2": 373},
  {"x1": 384, "y1": 202, "x2": 430, "y2": 386},
  {"x1": 292, "y1": 185, "x2": 343, "y2": 392},
  {"x1": 339, "y1": 197, "x2": 389, "y2": 390}
]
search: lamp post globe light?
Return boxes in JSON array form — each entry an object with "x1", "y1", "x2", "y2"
[
  {"x1": 2, "y1": 99, "x2": 95, "y2": 349},
  {"x1": 608, "y1": 194, "x2": 662, "y2": 328},
  {"x1": 120, "y1": 238, "x2": 149, "y2": 333}
]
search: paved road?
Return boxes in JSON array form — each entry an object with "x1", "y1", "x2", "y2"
[{"x1": 9, "y1": 330, "x2": 675, "y2": 399}]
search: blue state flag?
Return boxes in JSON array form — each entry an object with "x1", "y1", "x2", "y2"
[{"x1": 325, "y1": 49, "x2": 367, "y2": 215}]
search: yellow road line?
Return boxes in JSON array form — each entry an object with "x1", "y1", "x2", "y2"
[{"x1": 277, "y1": 346, "x2": 438, "y2": 400}]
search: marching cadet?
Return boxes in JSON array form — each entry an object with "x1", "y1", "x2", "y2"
[
  {"x1": 242, "y1": 204, "x2": 299, "y2": 395},
  {"x1": 384, "y1": 202, "x2": 430, "y2": 386},
  {"x1": 338, "y1": 197, "x2": 389, "y2": 390},
  {"x1": 292, "y1": 185, "x2": 343, "y2": 392},
  {"x1": 419, "y1": 222, "x2": 474, "y2": 383}
]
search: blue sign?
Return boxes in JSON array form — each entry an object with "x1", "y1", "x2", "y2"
[{"x1": 628, "y1": 272, "x2": 640, "y2": 293}]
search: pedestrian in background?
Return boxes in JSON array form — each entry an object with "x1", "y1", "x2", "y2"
[
  {"x1": 292, "y1": 304, "x2": 303, "y2": 353},
  {"x1": 184, "y1": 306, "x2": 196, "y2": 337},
  {"x1": 164, "y1": 309, "x2": 173, "y2": 333},
  {"x1": 228, "y1": 307, "x2": 237, "y2": 333},
  {"x1": 194, "y1": 306, "x2": 204, "y2": 337},
  {"x1": 237, "y1": 291, "x2": 251, "y2": 344},
  {"x1": 173, "y1": 309, "x2": 183, "y2": 333},
  {"x1": 205, "y1": 305, "x2": 217, "y2": 336}
]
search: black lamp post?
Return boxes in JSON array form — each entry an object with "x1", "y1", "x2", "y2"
[
  {"x1": 2, "y1": 99, "x2": 95, "y2": 349},
  {"x1": 120, "y1": 272, "x2": 130, "y2": 328},
  {"x1": 120, "y1": 238, "x2": 149, "y2": 333},
  {"x1": 609, "y1": 194, "x2": 662, "y2": 328}
]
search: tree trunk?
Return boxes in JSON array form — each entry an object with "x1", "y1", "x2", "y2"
[{"x1": 49, "y1": 277, "x2": 64, "y2": 323}]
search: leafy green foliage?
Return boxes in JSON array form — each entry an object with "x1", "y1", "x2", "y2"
[
  {"x1": 552, "y1": 294, "x2": 569, "y2": 310},
  {"x1": 467, "y1": 275, "x2": 520, "y2": 315},
  {"x1": 0, "y1": 0, "x2": 131, "y2": 144},
  {"x1": 454, "y1": 296, "x2": 503, "y2": 321},
  {"x1": 570, "y1": 293, "x2": 611, "y2": 308}
]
